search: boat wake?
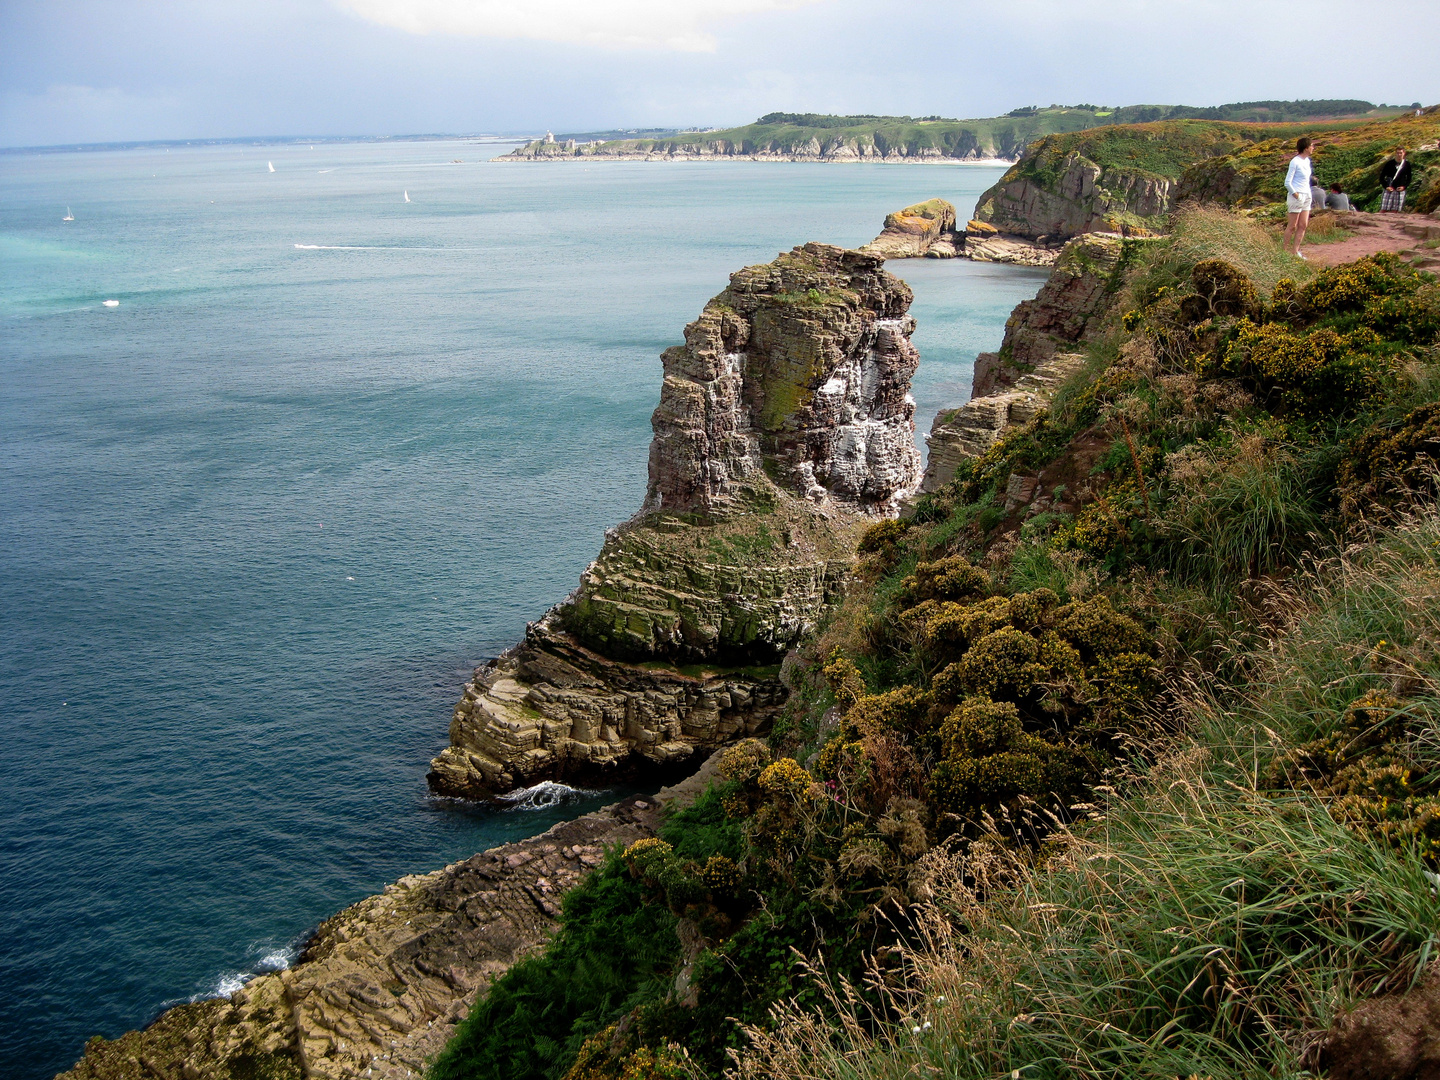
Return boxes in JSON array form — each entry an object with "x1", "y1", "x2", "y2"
[{"x1": 496, "y1": 780, "x2": 599, "y2": 811}]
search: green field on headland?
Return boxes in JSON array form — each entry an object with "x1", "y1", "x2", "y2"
[{"x1": 507, "y1": 100, "x2": 1405, "y2": 161}]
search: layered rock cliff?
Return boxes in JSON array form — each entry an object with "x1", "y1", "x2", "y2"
[
  {"x1": 429, "y1": 243, "x2": 922, "y2": 800},
  {"x1": 504, "y1": 136, "x2": 993, "y2": 162},
  {"x1": 860, "y1": 199, "x2": 960, "y2": 259},
  {"x1": 922, "y1": 233, "x2": 1129, "y2": 491},
  {"x1": 974, "y1": 149, "x2": 1172, "y2": 242}
]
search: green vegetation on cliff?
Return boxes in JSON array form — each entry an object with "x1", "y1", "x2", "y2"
[
  {"x1": 973, "y1": 106, "x2": 1439, "y2": 240},
  {"x1": 1180, "y1": 106, "x2": 1440, "y2": 213},
  {"x1": 435, "y1": 206, "x2": 1440, "y2": 1080},
  {"x1": 511, "y1": 102, "x2": 1401, "y2": 162}
]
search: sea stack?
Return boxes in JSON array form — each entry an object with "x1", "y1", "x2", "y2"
[{"x1": 428, "y1": 243, "x2": 923, "y2": 799}]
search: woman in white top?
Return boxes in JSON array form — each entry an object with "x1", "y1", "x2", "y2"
[{"x1": 1283, "y1": 137, "x2": 1316, "y2": 259}]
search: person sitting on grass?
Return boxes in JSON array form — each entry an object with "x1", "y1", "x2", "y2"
[
  {"x1": 1283, "y1": 137, "x2": 1316, "y2": 259},
  {"x1": 1309, "y1": 175, "x2": 1328, "y2": 211},
  {"x1": 1326, "y1": 184, "x2": 1353, "y2": 212},
  {"x1": 1380, "y1": 148, "x2": 1412, "y2": 212}
]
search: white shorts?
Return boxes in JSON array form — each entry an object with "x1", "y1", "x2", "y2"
[{"x1": 1287, "y1": 191, "x2": 1313, "y2": 214}]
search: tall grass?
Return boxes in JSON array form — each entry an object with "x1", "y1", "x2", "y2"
[
  {"x1": 737, "y1": 775, "x2": 1439, "y2": 1080},
  {"x1": 1170, "y1": 204, "x2": 1314, "y2": 295},
  {"x1": 1157, "y1": 436, "x2": 1330, "y2": 589},
  {"x1": 730, "y1": 506, "x2": 1440, "y2": 1080}
]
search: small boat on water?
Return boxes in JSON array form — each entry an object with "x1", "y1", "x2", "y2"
[
  {"x1": 63, "y1": 207, "x2": 74, "y2": 222},
  {"x1": 268, "y1": 161, "x2": 275, "y2": 173},
  {"x1": 102, "y1": 299, "x2": 119, "y2": 307},
  {"x1": 404, "y1": 190, "x2": 411, "y2": 203}
]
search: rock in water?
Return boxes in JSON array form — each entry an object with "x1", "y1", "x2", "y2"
[
  {"x1": 430, "y1": 243, "x2": 923, "y2": 799},
  {"x1": 860, "y1": 199, "x2": 959, "y2": 259}
]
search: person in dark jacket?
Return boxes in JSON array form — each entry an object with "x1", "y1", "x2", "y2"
[{"x1": 1380, "y1": 149, "x2": 1412, "y2": 212}]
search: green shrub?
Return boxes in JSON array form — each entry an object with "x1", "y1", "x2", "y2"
[
  {"x1": 430, "y1": 851, "x2": 680, "y2": 1080},
  {"x1": 1337, "y1": 401, "x2": 1440, "y2": 523}
]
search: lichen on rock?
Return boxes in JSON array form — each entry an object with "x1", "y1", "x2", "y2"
[
  {"x1": 860, "y1": 198, "x2": 959, "y2": 259},
  {"x1": 645, "y1": 242, "x2": 922, "y2": 517}
]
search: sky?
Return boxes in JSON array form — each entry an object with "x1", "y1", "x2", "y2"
[{"x1": 1, "y1": 0, "x2": 1438, "y2": 147}]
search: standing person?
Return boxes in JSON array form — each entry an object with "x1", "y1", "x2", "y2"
[
  {"x1": 1283, "y1": 137, "x2": 1316, "y2": 259},
  {"x1": 1380, "y1": 148, "x2": 1412, "y2": 212}
]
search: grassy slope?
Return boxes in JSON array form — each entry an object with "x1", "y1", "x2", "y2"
[
  {"x1": 730, "y1": 211, "x2": 1440, "y2": 1078},
  {"x1": 973, "y1": 107, "x2": 1438, "y2": 236},
  {"x1": 1179, "y1": 107, "x2": 1440, "y2": 213},
  {"x1": 431, "y1": 210, "x2": 1440, "y2": 1080},
  {"x1": 517, "y1": 102, "x2": 1400, "y2": 161}
]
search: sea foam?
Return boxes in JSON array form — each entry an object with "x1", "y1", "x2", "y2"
[{"x1": 496, "y1": 780, "x2": 597, "y2": 811}]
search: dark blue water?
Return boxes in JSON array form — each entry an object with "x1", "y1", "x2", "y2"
[{"x1": 0, "y1": 140, "x2": 1044, "y2": 1077}]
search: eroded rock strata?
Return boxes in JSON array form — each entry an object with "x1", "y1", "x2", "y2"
[
  {"x1": 860, "y1": 198, "x2": 960, "y2": 259},
  {"x1": 642, "y1": 242, "x2": 921, "y2": 517},
  {"x1": 922, "y1": 233, "x2": 1127, "y2": 491},
  {"x1": 427, "y1": 615, "x2": 794, "y2": 800},
  {"x1": 973, "y1": 145, "x2": 1172, "y2": 243},
  {"x1": 59, "y1": 767, "x2": 720, "y2": 1080},
  {"x1": 430, "y1": 243, "x2": 921, "y2": 800}
]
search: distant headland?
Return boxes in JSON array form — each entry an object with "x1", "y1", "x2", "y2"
[{"x1": 501, "y1": 100, "x2": 1410, "y2": 163}]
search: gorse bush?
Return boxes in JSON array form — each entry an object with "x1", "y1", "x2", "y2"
[
  {"x1": 733, "y1": 505, "x2": 1440, "y2": 1080},
  {"x1": 1337, "y1": 401, "x2": 1440, "y2": 523}
]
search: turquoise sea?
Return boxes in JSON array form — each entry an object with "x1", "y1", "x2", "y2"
[{"x1": 0, "y1": 139, "x2": 1044, "y2": 1077}]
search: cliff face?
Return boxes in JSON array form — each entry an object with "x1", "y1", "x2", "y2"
[
  {"x1": 974, "y1": 150, "x2": 1172, "y2": 242},
  {"x1": 644, "y1": 243, "x2": 921, "y2": 517},
  {"x1": 430, "y1": 243, "x2": 921, "y2": 800},
  {"x1": 923, "y1": 233, "x2": 1129, "y2": 491},
  {"x1": 503, "y1": 134, "x2": 1011, "y2": 163}
]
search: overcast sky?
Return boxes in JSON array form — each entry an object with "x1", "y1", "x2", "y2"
[{"x1": 2, "y1": 0, "x2": 1437, "y2": 147}]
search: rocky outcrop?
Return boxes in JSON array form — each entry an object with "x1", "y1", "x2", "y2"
[
  {"x1": 563, "y1": 497, "x2": 862, "y2": 662},
  {"x1": 429, "y1": 243, "x2": 921, "y2": 800},
  {"x1": 962, "y1": 221, "x2": 1061, "y2": 267},
  {"x1": 644, "y1": 243, "x2": 921, "y2": 517},
  {"x1": 59, "y1": 769, "x2": 721, "y2": 1080},
  {"x1": 427, "y1": 616, "x2": 795, "y2": 799},
  {"x1": 861, "y1": 199, "x2": 960, "y2": 258},
  {"x1": 974, "y1": 148, "x2": 1172, "y2": 243},
  {"x1": 921, "y1": 352, "x2": 1087, "y2": 491},
  {"x1": 921, "y1": 233, "x2": 1129, "y2": 491},
  {"x1": 991, "y1": 233, "x2": 1129, "y2": 369}
]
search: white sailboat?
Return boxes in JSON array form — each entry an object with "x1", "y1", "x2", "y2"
[
  {"x1": 404, "y1": 190, "x2": 411, "y2": 203},
  {"x1": 268, "y1": 161, "x2": 275, "y2": 173},
  {"x1": 63, "y1": 207, "x2": 74, "y2": 222}
]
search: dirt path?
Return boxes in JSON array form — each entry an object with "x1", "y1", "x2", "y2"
[{"x1": 1304, "y1": 209, "x2": 1440, "y2": 271}]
